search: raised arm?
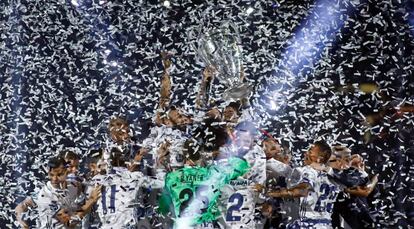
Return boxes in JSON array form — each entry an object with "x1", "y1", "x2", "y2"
[
  {"x1": 15, "y1": 197, "x2": 36, "y2": 229},
  {"x1": 267, "y1": 183, "x2": 310, "y2": 198},
  {"x1": 74, "y1": 185, "x2": 102, "y2": 220},
  {"x1": 159, "y1": 52, "x2": 172, "y2": 111},
  {"x1": 345, "y1": 174, "x2": 378, "y2": 197},
  {"x1": 196, "y1": 65, "x2": 215, "y2": 109},
  {"x1": 128, "y1": 148, "x2": 149, "y2": 171},
  {"x1": 239, "y1": 65, "x2": 252, "y2": 109}
]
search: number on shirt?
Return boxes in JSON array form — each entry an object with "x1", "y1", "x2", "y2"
[
  {"x1": 179, "y1": 188, "x2": 193, "y2": 216},
  {"x1": 226, "y1": 193, "x2": 244, "y2": 222},
  {"x1": 101, "y1": 185, "x2": 117, "y2": 214},
  {"x1": 179, "y1": 185, "x2": 210, "y2": 216},
  {"x1": 314, "y1": 183, "x2": 337, "y2": 213}
]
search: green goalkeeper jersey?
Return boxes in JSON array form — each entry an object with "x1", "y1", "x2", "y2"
[{"x1": 158, "y1": 157, "x2": 250, "y2": 226}]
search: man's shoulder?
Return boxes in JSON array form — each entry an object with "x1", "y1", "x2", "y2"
[{"x1": 34, "y1": 182, "x2": 53, "y2": 200}]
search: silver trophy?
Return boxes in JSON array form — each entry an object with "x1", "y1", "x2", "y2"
[{"x1": 191, "y1": 22, "x2": 252, "y2": 100}]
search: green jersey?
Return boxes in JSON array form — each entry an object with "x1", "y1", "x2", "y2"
[{"x1": 158, "y1": 157, "x2": 250, "y2": 226}]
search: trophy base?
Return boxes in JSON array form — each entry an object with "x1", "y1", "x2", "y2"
[{"x1": 223, "y1": 83, "x2": 253, "y2": 100}]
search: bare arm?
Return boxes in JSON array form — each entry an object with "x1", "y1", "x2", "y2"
[
  {"x1": 267, "y1": 183, "x2": 310, "y2": 198},
  {"x1": 15, "y1": 197, "x2": 35, "y2": 229},
  {"x1": 196, "y1": 66, "x2": 215, "y2": 109},
  {"x1": 239, "y1": 65, "x2": 250, "y2": 108},
  {"x1": 75, "y1": 185, "x2": 101, "y2": 219},
  {"x1": 157, "y1": 141, "x2": 172, "y2": 171},
  {"x1": 239, "y1": 64, "x2": 246, "y2": 82},
  {"x1": 159, "y1": 52, "x2": 172, "y2": 111},
  {"x1": 345, "y1": 174, "x2": 378, "y2": 197},
  {"x1": 128, "y1": 148, "x2": 149, "y2": 171}
]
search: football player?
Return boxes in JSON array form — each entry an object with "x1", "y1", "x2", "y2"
[
  {"x1": 216, "y1": 121, "x2": 267, "y2": 229},
  {"x1": 89, "y1": 150, "x2": 164, "y2": 229},
  {"x1": 15, "y1": 157, "x2": 100, "y2": 229},
  {"x1": 262, "y1": 137, "x2": 296, "y2": 228},
  {"x1": 328, "y1": 145, "x2": 377, "y2": 229},
  {"x1": 268, "y1": 140, "x2": 341, "y2": 229}
]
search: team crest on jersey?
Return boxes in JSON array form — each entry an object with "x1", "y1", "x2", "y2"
[
  {"x1": 49, "y1": 202, "x2": 60, "y2": 213},
  {"x1": 176, "y1": 153, "x2": 184, "y2": 162}
]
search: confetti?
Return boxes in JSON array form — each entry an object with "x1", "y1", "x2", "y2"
[{"x1": 1, "y1": 0, "x2": 413, "y2": 228}]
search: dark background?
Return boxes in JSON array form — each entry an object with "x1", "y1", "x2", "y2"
[{"x1": 1, "y1": 0, "x2": 413, "y2": 227}]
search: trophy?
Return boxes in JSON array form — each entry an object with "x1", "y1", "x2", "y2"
[{"x1": 191, "y1": 21, "x2": 252, "y2": 100}]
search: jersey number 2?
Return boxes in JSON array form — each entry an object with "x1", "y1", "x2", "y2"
[
  {"x1": 102, "y1": 185, "x2": 117, "y2": 214},
  {"x1": 226, "y1": 193, "x2": 244, "y2": 222},
  {"x1": 314, "y1": 183, "x2": 336, "y2": 213}
]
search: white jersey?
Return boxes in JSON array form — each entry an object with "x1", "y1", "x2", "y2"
[
  {"x1": 90, "y1": 167, "x2": 163, "y2": 229},
  {"x1": 266, "y1": 158, "x2": 292, "y2": 179},
  {"x1": 32, "y1": 181, "x2": 81, "y2": 229},
  {"x1": 287, "y1": 165, "x2": 343, "y2": 228},
  {"x1": 142, "y1": 125, "x2": 187, "y2": 168},
  {"x1": 266, "y1": 159, "x2": 298, "y2": 223},
  {"x1": 217, "y1": 144, "x2": 267, "y2": 228}
]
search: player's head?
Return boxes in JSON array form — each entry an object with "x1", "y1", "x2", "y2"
[
  {"x1": 205, "y1": 107, "x2": 222, "y2": 120},
  {"x1": 155, "y1": 111, "x2": 174, "y2": 127},
  {"x1": 110, "y1": 148, "x2": 127, "y2": 168},
  {"x1": 327, "y1": 154, "x2": 341, "y2": 169},
  {"x1": 59, "y1": 150, "x2": 80, "y2": 174},
  {"x1": 262, "y1": 137, "x2": 281, "y2": 159},
  {"x1": 168, "y1": 106, "x2": 193, "y2": 127},
  {"x1": 109, "y1": 117, "x2": 130, "y2": 144},
  {"x1": 262, "y1": 137, "x2": 291, "y2": 164},
  {"x1": 223, "y1": 101, "x2": 241, "y2": 123},
  {"x1": 305, "y1": 140, "x2": 332, "y2": 165},
  {"x1": 233, "y1": 121, "x2": 257, "y2": 155},
  {"x1": 350, "y1": 154, "x2": 365, "y2": 170},
  {"x1": 86, "y1": 149, "x2": 103, "y2": 177},
  {"x1": 331, "y1": 144, "x2": 351, "y2": 169},
  {"x1": 47, "y1": 157, "x2": 68, "y2": 189}
]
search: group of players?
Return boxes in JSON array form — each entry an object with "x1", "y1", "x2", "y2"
[{"x1": 14, "y1": 54, "x2": 379, "y2": 229}]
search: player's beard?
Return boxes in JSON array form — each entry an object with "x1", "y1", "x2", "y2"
[{"x1": 174, "y1": 124, "x2": 187, "y2": 132}]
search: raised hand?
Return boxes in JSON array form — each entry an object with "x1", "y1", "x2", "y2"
[
  {"x1": 202, "y1": 65, "x2": 216, "y2": 82},
  {"x1": 90, "y1": 185, "x2": 102, "y2": 202},
  {"x1": 161, "y1": 51, "x2": 173, "y2": 70}
]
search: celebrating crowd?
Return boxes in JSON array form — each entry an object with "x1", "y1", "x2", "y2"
[{"x1": 14, "y1": 54, "x2": 379, "y2": 229}]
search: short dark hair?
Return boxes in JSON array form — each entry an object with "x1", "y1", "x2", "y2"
[
  {"x1": 225, "y1": 101, "x2": 242, "y2": 115},
  {"x1": 314, "y1": 140, "x2": 332, "y2": 163},
  {"x1": 193, "y1": 117, "x2": 229, "y2": 152},
  {"x1": 59, "y1": 150, "x2": 79, "y2": 161},
  {"x1": 262, "y1": 136, "x2": 279, "y2": 145},
  {"x1": 48, "y1": 157, "x2": 66, "y2": 170},
  {"x1": 169, "y1": 106, "x2": 177, "y2": 111},
  {"x1": 87, "y1": 149, "x2": 103, "y2": 164},
  {"x1": 110, "y1": 148, "x2": 126, "y2": 167}
]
